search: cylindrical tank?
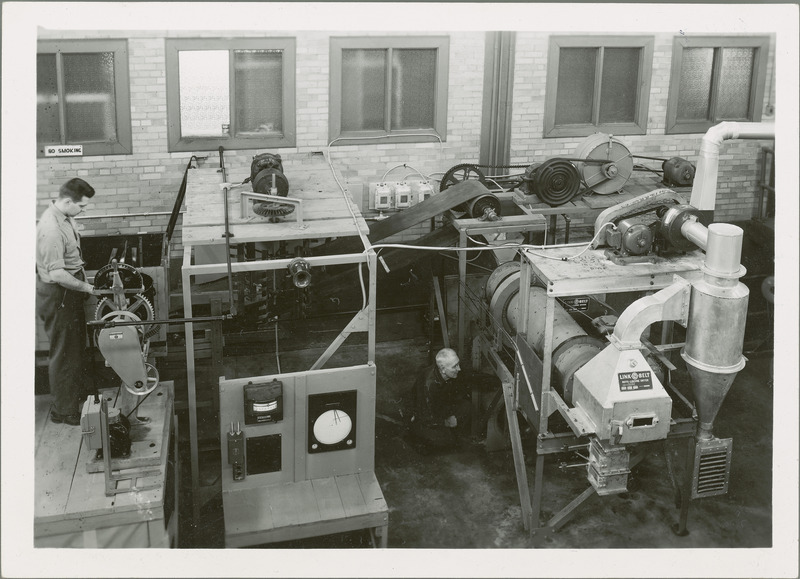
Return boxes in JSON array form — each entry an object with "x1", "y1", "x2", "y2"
[
  {"x1": 485, "y1": 262, "x2": 604, "y2": 401},
  {"x1": 680, "y1": 223, "x2": 749, "y2": 440}
]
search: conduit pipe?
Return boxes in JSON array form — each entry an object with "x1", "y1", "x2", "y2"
[{"x1": 690, "y1": 121, "x2": 775, "y2": 212}]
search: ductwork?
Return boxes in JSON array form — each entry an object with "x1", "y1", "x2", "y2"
[{"x1": 689, "y1": 121, "x2": 776, "y2": 212}]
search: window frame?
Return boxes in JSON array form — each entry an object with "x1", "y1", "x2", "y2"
[
  {"x1": 165, "y1": 37, "x2": 296, "y2": 152},
  {"x1": 37, "y1": 39, "x2": 133, "y2": 157},
  {"x1": 666, "y1": 35, "x2": 769, "y2": 134},
  {"x1": 544, "y1": 35, "x2": 654, "y2": 138},
  {"x1": 329, "y1": 36, "x2": 449, "y2": 146}
]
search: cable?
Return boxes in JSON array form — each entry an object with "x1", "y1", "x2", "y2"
[
  {"x1": 274, "y1": 322, "x2": 281, "y2": 374},
  {"x1": 381, "y1": 163, "x2": 429, "y2": 182}
]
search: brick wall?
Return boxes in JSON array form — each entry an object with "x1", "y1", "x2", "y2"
[
  {"x1": 36, "y1": 30, "x2": 776, "y2": 257},
  {"x1": 511, "y1": 32, "x2": 776, "y2": 226}
]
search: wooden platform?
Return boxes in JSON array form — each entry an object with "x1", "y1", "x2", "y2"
[
  {"x1": 182, "y1": 155, "x2": 369, "y2": 246},
  {"x1": 34, "y1": 382, "x2": 176, "y2": 548},
  {"x1": 222, "y1": 471, "x2": 388, "y2": 548}
]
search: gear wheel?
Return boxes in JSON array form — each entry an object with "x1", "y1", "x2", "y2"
[
  {"x1": 439, "y1": 163, "x2": 486, "y2": 192},
  {"x1": 93, "y1": 262, "x2": 144, "y2": 292},
  {"x1": 95, "y1": 294, "x2": 158, "y2": 339},
  {"x1": 253, "y1": 201, "x2": 295, "y2": 218}
]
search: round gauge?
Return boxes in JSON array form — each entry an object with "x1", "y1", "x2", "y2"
[{"x1": 313, "y1": 409, "x2": 353, "y2": 446}]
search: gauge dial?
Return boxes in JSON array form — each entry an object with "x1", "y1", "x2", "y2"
[{"x1": 313, "y1": 409, "x2": 353, "y2": 445}]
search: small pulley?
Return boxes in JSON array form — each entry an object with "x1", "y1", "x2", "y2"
[
  {"x1": 522, "y1": 158, "x2": 581, "y2": 206},
  {"x1": 466, "y1": 194, "x2": 502, "y2": 221},
  {"x1": 574, "y1": 134, "x2": 634, "y2": 194}
]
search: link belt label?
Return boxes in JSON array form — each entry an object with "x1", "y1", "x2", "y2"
[{"x1": 618, "y1": 370, "x2": 652, "y2": 391}]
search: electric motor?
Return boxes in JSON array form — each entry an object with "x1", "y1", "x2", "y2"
[
  {"x1": 250, "y1": 153, "x2": 289, "y2": 197},
  {"x1": 662, "y1": 157, "x2": 696, "y2": 187}
]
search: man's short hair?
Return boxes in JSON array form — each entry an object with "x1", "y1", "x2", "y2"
[
  {"x1": 435, "y1": 348, "x2": 459, "y2": 366},
  {"x1": 59, "y1": 178, "x2": 95, "y2": 202}
]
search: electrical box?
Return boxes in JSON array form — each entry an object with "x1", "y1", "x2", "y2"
[
  {"x1": 394, "y1": 182, "x2": 412, "y2": 208},
  {"x1": 411, "y1": 181, "x2": 434, "y2": 204},
  {"x1": 374, "y1": 184, "x2": 393, "y2": 210}
]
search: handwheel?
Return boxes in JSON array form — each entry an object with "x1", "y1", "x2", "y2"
[{"x1": 125, "y1": 362, "x2": 160, "y2": 396}]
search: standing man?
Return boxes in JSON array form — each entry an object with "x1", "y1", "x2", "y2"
[
  {"x1": 36, "y1": 178, "x2": 99, "y2": 425},
  {"x1": 407, "y1": 348, "x2": 472, "y2": 450}
]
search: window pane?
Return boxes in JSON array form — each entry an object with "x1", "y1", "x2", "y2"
[
  {"x1": 555, "y1": 48, "x2": 595, "y2": 125},
  {"x1": 179, "y1": 50, "x2": 230, "y2": 137},
  {"x1": 717, "y1": 47, "x2": 754, "y2": 119},
  {"x1": 599, "y1": 48, "x2": 639, "y2": 123},
  {"x1": 677, "y1": 47, "x2": 713, "y2": 121},
  {"x1": 62, "y1": 52, "x2": 117, "y2": 143},
  {"x1": 234, "y1": 49, "x2": 283, "y2": 134},
  {"x1": 391, "y1": 49, "x2": 436, "y2": 130},
  {"x1": 37, "y1": 54, "x2": 61, "y2": 143},
  {"x1": 342, "y1": 49, "x2": 385, "y2": 131}
]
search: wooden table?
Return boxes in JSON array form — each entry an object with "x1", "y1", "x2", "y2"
[
  {"x1": 223, "y1": 472, "x2": 388, "y2": 548},
  {"x1": 34, "y1": 382, "x2": 176, "y2": 548},
  {"x1": 181, "y1": 155, "x2": 369, "y2": 246}
]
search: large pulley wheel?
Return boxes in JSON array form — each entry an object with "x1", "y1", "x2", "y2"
[
  {"x1": 527, "y1": 158, "x2": 581, "y2": 206},
  {"x1": 125, "y1": 362, "x2": 160, "y2": 396},
  {"x1": 93, "y1": 262, "x2": 144, "y2": 293},
  {"x1": 95, "y1": 294, "x2": 157, "y2": 339},
  {"x1": 574, "y1": 134, "x2": 634, "y2": 194}
]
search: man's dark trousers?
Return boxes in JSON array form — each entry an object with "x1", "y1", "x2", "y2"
[{"x1": 37, "y1": 280, "x2": 91, "y2": 416}]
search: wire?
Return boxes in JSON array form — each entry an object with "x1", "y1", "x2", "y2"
[
  {"x1": 274, "y1": 322, "x2": 281, "y2": 374},
  {"x1": 522, "y1": 222, "x2": 617, "y2": 261},
  {"x1": 381, "y1": 163, "x2": 429, "y2": 182}
]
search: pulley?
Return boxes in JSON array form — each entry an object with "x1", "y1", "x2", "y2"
[
  {"x1": 94, "y1": 293, "x2": 157, "y2": 339},
  {"x1": 573, "y1": 134, "x2": 634, "y2": 194},
  {"x1": 522, "y1": 158, "x2": 581, "y2": 206},
  {"x1": 466, "y1": 194, "x2": 502, "y2": 220}
]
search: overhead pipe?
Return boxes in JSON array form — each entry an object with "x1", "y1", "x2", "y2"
[{"x1": 689, "y1": 121, "x2": 775, "y2": 213}]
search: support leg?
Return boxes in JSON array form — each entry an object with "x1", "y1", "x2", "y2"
[{"x1": 672, "y1": 436, "x2": 695, "y2": 536}]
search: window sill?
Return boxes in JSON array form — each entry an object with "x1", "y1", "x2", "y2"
[
  {"x1": 330, "y1": 131, "x2": 444, "y2": 147},
  {"x1": 169, "y1": 134, "x2": 296, "y2": 153},
  {"x1": 544, "y1": 123, "x2": 647, "y2": 139}
]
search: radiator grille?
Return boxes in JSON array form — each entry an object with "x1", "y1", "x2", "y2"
[{"x1": 692, "y1": 438, "x2": 733, "y2": 499}]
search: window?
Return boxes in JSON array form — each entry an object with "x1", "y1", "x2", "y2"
[
  {"x1": 37, "y1": 39, "x2": 132, "y2": 156},
  {"x1": 666, "y1": 36, "x2": 769, "y2": 134},
  {"x1": 165, "y1": 38, "x2": 296, "y2": 152},
  {"x1": 544, "y1": 36, "x2": 653, "y2": 138},
  {"x1": 330, "y1": 36, "x2": 449, "y2": 145}
]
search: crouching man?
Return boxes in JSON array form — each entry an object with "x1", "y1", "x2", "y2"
[{"x1": 407, "y1": 348, "x2": 472, "y2": 450}]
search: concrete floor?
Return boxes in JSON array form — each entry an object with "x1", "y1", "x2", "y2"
[{"x1": 170, "y1": 310, "x2": 774, "y2": 551}]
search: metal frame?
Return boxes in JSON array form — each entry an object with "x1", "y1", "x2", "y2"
[
  {"x1": 181, "y1": 244, "x2": 377, "y2": 522},
  {"x1": 452, "y1": 214, "x2": 547, "y2": 356},
  {"x1": 471, "y1": 245, "x2": 707, "y2": 540}
]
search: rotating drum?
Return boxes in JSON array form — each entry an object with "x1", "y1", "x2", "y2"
[{"x1": 574, "y1": 134, "x2": 634, "y2": 194}]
